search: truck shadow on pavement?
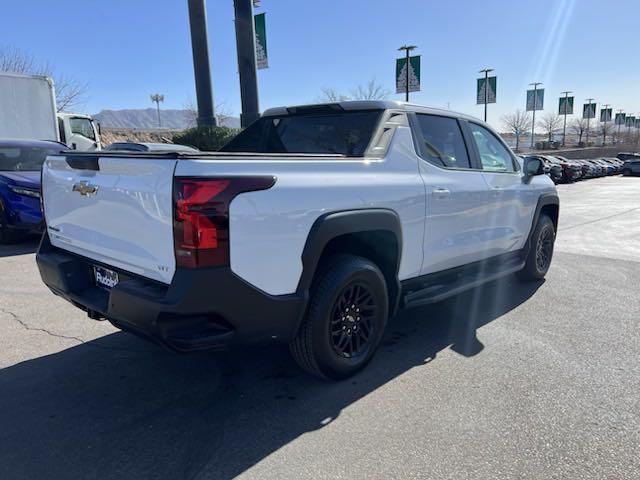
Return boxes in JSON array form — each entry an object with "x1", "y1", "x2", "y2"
[{"x1": 0, "y1": 275, "x2": 542, "y2": 480}]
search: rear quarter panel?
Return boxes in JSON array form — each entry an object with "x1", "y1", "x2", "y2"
[{"x1": 175, "y1": 127, "x2": 426, "y2": 296}]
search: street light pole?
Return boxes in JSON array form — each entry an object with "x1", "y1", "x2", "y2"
[
  {"x1": 150, "y1": 94, "x2": 164, "y2": 128},
  {"x1": 233, "y1": 0, "x2": 260, "y2": 128},
  {"x1": 585, "y1": 98, "x2": 595, "y2": 145},
  {"x1": 560, "y1": 91, "x2": 571, "y2": 147},
  {"x1": 616, "y1": 109, "x2": 624, "y2": 144},
  {"x1": 529, "y1": 82, "x2": 542, "y2": 149},
  {"x1": 601, "y1": 103, "x2": 611, "y2": 146},
  {"x1": 398, "y1": 45, "x2": 417, "y2": 102},
  {"x1": 187, "y1": 0, "x2": 216, "y2": 127},
  {"x1": 479, "y1": 68, "x2": 494, "y2": 122}
]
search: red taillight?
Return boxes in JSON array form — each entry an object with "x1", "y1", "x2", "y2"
[{"x1": 173, "y1": 177, "x2": 275, "y2": 268}]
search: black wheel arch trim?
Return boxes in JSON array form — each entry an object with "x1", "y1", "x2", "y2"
[
  {"x1": 523, "y1": 192, "x2": 559, "y2": 257},
  {"x1": 296, "y1": 208, "x2": 403, "y2": 317}
]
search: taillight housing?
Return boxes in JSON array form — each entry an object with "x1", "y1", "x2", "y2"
[{"x1": 173, "y1": 176, "x2": 275, "y2": 268}]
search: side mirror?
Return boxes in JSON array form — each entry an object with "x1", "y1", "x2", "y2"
[{"x1": 523, "y1": 157, "x2": 544, "y2": 183}]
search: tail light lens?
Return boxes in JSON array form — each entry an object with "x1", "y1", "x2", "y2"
[{"x1": 173, "y1": 176, "x2": 275, "y2": 268}]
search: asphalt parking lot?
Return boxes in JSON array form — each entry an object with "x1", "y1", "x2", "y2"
[{"x1": 0, "y1": 176, "x2": 638, "y2": 480}]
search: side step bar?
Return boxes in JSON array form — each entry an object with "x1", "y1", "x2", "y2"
[{"x1": 402, "y1": 252, "x2": 525, "y2": 308}]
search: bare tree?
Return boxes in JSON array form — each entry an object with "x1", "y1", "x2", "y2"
[
  {"x1": 317, "y1": 87, "x2": 350, "y2": 103},
  {"x1": 184, "y1": 99, "x2": 234, "y2": 128},
  {"x1": 349, "y1": 79, "x2": 390, "y2": 100},
  {"x1": 317, "y1": 78, "x2": 390, "y2": 103},
  {"x1": 598, "y1": 121, "x2": 615, "y2": 146},
  {"x1": 501, "y1": 110, "x2": 532, "y2": 152},
  {"x1": 0, "y1": 46, "x2": 88, "y2": 112},
  {"x1": 538, "y1": 113, "x2": 563, "y2": 142},
  {"x1": 570, "y1": 118, "x2": 588, "y2": 145}
]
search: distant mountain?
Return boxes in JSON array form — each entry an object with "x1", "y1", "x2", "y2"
[{"x1": 93, "y1": 108, "x2": 240, "y2": 130}]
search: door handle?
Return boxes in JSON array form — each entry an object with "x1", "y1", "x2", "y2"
[{"x1": 432, "y1": 187, "x2": 450, "y2": 197}]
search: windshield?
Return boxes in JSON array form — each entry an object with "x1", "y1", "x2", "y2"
[
  {"x1": 0, "y1": 146, "x2": 61, "y2": 171},
  {"x1": 220, "y1": 110, "x2": 382, "y2": 156}
]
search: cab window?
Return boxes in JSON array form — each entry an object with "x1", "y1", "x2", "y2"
[
  {"x1": 69, "y1": 118, "x2": 96, "y2": 141},
  {"x1": 414, "y1": 114, "x2": 471, "y2": 169},
  {"x1": 469, "y1": 123, "x2": 516, "y2": 172}
]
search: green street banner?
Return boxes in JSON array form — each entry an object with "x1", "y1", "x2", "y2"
[
  {"x1": 583, "y1": 103, "x2": 596, "y2": 119},
  {"x1": 615, "y1": 113, "x2": 626, "y2": 125},
  {"x1": 600, "y1": 108, "x2": 612, "y2": 122},
  {"x1": 558, "y1": 96, "x2": 574, "y2": 115},
  {"x1": 396, "y1": 56, "x2": 421, "y2": 94},
  {"x1": 526, "y1": 89, "x2": 544, "y2": 111},
  {"x1": 626, "y1": 116, "x2": 635, "y2": 127},
  {"x1": 254, "y1": 13, "x2": 268, "y2": 69},
  {"x1": 476, "y1": 76, "x2": 497, "y2": 104},
  {"x1": 636, "y1": 118, "x2": 640, "y2": 129}
]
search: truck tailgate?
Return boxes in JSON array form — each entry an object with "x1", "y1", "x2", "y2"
[{"x1": 42, "y1": 154, "x2": 177, "y2": 284}]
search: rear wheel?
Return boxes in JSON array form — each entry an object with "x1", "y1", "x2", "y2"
[
  {"x1": 622, "y1": 169, "x2": 632, "y2": 176},
  {"x1": 519, "y1": 214, "x2": 555, "y2": 281},
  {"x1": 290, "y1": 255, "x2": 389, "y2": 380}
]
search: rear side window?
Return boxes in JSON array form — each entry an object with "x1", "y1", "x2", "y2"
[
  {"x1": 220, "y1": 110, "x2": 382, "y2": 156},
  {"x1": 469, "y1": 123, "x2": 516, "y2": 173},
  {"x1": 414, "y1": 114, "x2": 471, "y2": 169}
]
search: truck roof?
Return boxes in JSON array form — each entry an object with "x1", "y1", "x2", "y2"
[{"x1": 262, "y1": 100, "x2": 481, "y2": 123}]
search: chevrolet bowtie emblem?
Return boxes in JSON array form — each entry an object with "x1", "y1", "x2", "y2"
[{"x1": 72, "y1": 181, "x2": 99, "y2": 196}]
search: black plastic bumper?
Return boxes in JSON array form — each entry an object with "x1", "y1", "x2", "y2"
[{"x1": 36, "y1": 235, "x2": 306, "y2": 352}]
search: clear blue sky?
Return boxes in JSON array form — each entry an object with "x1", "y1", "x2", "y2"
[{"x1": 1, "y1": 0, "x2": 638, "y2": 128}]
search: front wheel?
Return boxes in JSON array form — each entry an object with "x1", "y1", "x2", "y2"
[
  {"x1": 622, "y1": 169, "x2": 632, "y2": 176},
  {"x1": 519, "y1": 214, "x2": 555, "y2": 281},
  {"x1": 290, "y1": 255, "x2": 389, "y2": 380}
]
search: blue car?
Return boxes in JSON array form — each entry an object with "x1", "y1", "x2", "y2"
[{"x1": 0, "y1": 140, "x2": 66, "y2": 243}]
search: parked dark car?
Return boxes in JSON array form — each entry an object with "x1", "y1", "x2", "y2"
[
  {"x1": 617, "y1": 152, "x2": 640, "y2": 162},
  {"x1": 622, "y1": 158, "x2": 640, "y2": 176},
  {"x1": 550, "y1": 156, "x2": 582, "y2": 182},
  {"x1": 524, "y1": 155, "x2": 563, "y2": 183},
  {"x1": 0, "y1": 140, "x2": 66, "y2": 243}
]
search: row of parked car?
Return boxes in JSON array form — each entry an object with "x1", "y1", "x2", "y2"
[{"x1": 521, "y1": 153, "x2": 639, "y2": 184}]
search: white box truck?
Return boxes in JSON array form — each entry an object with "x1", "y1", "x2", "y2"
[{"x1": 0, "y1": 72, "x2": 101, "y2": 150}]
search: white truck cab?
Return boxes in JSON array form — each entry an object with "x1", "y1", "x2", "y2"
[{"x1": 57, "y1": 112, "x2": 102, "y2": 151}]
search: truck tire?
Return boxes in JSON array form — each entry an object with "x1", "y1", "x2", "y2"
[
  {"x1": 518, "y1": 214, "x2": 555, "y2": 281},
  {"x1": 290, "y1": 254, "x2": 389, "y2": 380},
  {"x1": 622, "y1": 169, "x2": 631, "y2": 176}
]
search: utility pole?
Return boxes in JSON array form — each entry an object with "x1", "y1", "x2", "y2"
[
  {"x1": 188, "y1": 0, "x2": 216, "y2": 126},
  {"x1": 585, "y1": 98, "x2": 595, "y2": 145},
  {"x1": 150, "y1": 94, "x2": 164, "y2": 128},
  {"x1": 398, "y1": 44, "x2": 417, "y2": 102},
  {"x1": 616, "y1": 109, "x2": 624, "y2": 144},
  {"x1": 601, "y1": 103, "x2": 611, "y2": 146},
  {"x1": 234, "y1": 0, "x2": 260, "y2": 127},
  {"x1": 479, "y1": 68, "x2": 494, "y2": 122},
  {"x1": 529, "y1": 82, "x2": 542, "y2": 149},
  {"x1": 560, "y1": 91, "x2": 571, "y2": 147}
]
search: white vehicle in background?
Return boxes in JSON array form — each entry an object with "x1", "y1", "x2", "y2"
[
  {"x1": 0, "y1": 72, "x2": 101, "y2": 151},
  {"x1": 57, "y1": 112, "x2": 101, "y2": 151}
]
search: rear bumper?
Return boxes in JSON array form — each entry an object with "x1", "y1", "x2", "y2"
[{"x1": 36, "y1": 235, "x2": 306, "y2": 352}]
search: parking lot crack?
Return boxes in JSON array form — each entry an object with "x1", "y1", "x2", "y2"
[
  {"x1": 0, "y1": 307, "x2": 86, "y2": 345},
  {"x1": 0, "y1": 307, "x2": 162, "y2": 354}
]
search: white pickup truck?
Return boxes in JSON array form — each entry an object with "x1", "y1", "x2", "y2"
[{"x1": 37, "y1": 101, "x2": 559, "y2": 379}]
